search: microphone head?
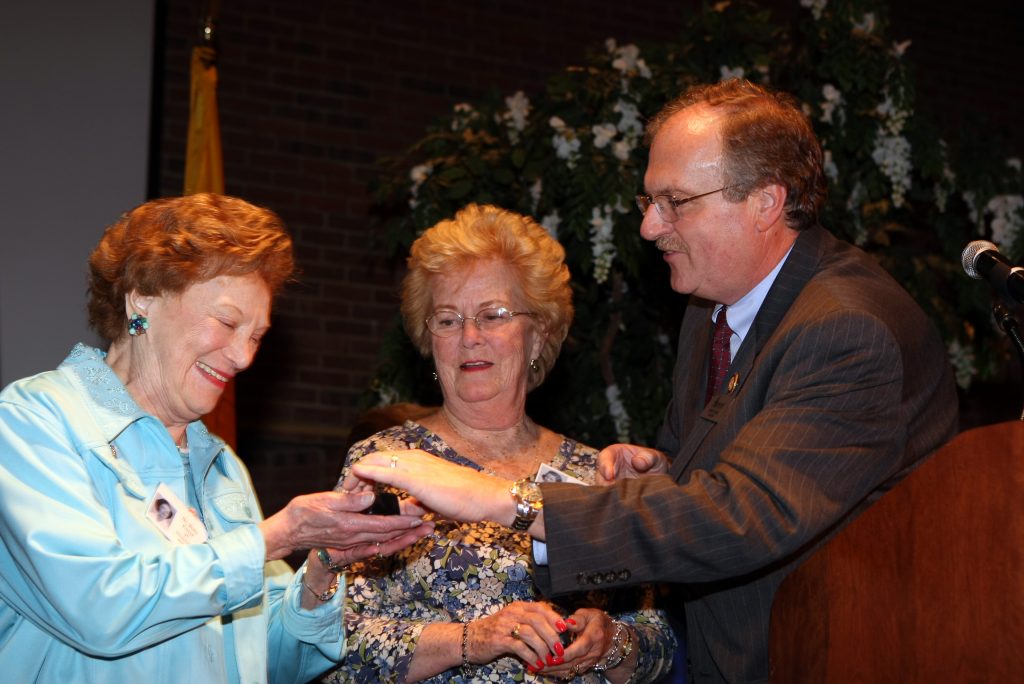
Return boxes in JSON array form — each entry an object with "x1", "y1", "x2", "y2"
[{"x1": 961, "y1": 240, "x2": 999, "y2": 279}]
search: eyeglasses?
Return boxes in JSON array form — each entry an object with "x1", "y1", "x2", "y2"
[
  {"x1": 635, "y1": 186, "x2": 732, "y2": 223},
  {"x1": 425, "y1": 306, "x2": 536, "y2": 337}
]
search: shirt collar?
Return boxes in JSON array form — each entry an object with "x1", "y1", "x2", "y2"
[{"x1": 713, "y1": 243, "x2": 795, "y2": 358}]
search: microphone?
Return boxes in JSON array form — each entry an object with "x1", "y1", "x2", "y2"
[{"x1": 961, "y1": 240, "x2": 1024, "y2": 305}]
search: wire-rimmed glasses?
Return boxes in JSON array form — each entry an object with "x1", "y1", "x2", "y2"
[
  {"x1": 425, "y1": 306, "x2": 536, "y2": 337},
  {"x1": 635, "y1": 186, "x2": 732, "y2": 222}
]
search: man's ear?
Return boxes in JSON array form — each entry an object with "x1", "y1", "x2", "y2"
[{"x1": 754, "y1": 183, "x2": 788, "y2": 232}]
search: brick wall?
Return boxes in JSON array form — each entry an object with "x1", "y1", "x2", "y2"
[{"x1": 156, "y1": 0, "x2": 1022, "y2": 516}]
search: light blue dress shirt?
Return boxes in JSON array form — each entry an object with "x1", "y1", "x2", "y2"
[{"x1": 0, "y1": 344, "x2": 344, "y2": 683}]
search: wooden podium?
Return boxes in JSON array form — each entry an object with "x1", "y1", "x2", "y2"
[{"x1": 769, "y1": 421, "x2": 1024, "y2": 682}]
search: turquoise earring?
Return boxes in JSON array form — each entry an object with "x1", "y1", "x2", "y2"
[{"x1": 128, "y1": 312, "x2": 149, "y2": 336}]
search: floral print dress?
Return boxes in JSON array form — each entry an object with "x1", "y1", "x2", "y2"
[{"x1": 321, "y1": 421, "x2": 676, "y2": 684}]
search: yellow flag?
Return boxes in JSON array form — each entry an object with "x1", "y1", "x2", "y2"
[
  {"x1": 184, "y1": 45, "x2": 224, "y2": 195},
  {"x1": 185, "y1": 43, "x2": 235, "y2": 447}
]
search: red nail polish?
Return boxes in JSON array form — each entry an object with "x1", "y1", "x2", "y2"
[
  {"x1": 553, "y1": 656, "x2": 564, "y2": 665},
  {"x1": 554, "y1": 642, "x2": 564, "y2": 657},
  {"x1": 527, "y1": 667, "x2": 537, "y2": 674},
  {"x1": 566, "y1": 618, "x2": 577, "y2": 626},
  {"x1": 536, "y1": 659, "x2": 545, "y2": 669},
  {"x1": 546, "y1": 654, "x2": 556, "y2": 666},
  {"x1": 555, "y1": 619, "x2": 567, "y2": 632}
]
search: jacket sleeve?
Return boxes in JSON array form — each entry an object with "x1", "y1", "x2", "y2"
[{"x1": 540, "y1": 307, "x2": 940, "y2": 592}]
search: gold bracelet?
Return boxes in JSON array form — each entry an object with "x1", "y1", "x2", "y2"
[{"x1": 301, "y1": 564, "x2": 341, "y2": 602}]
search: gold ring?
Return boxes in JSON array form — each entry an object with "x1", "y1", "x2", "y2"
[
  {"x1": 390, "y1": 454, "x2": 399, "y2": 469},
  {"x1": 375, "y1": 541, "x2": 383, "y2": 559},
  {"x1": 510, "y1": 623, "x2": 521, "y2": 639}
]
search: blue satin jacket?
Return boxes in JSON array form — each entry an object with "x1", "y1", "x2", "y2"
[{"x1": 0, "y1": 344, "x2": 344, "y2": 683}]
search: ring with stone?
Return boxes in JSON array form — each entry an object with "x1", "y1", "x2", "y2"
[
  {"x1": 511, "y1": 623, "x2": 521, "y2": 639},
  {"x1": 390, "y1": 454, "x2": 399, "y2": 469},
  {"x1": 375, "y1": 541, "x2": 383, "y2": 559}
]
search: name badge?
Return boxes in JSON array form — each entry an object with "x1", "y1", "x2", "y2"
[{"x1": 147, "y1": 483, "x2": 208, "y2": 544}]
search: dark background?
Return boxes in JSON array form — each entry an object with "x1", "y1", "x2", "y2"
[{"x1": 153, "y1": 0, "x2": 1023, "y2": 517}]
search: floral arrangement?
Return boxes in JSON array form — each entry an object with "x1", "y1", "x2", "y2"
[{"x1": 366, "y1": 0, "x2": 1023, "y2": 445}]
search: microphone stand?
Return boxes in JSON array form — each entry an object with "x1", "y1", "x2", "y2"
[{"x1": 992, "y1": 301, "x2": 1024, "y2": 421}]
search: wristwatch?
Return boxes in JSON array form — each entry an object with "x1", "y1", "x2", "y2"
[{"x1": 509, "y1": 477, "x2": 544, "y2": 531}]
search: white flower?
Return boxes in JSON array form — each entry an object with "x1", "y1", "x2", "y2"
[
  {"x1": 376, "y1": 384, "x2": 400, "y2": 406},
  {"x1": 872, "y1": 133, "x2": 913, "y2": 208},
  {"x1": 853, "y1": 12, "x2": 876, "y2": 34},
  {"x1": 503, "y1": 91, "x2": 530, "y2": 135},
  {"x1": 891, "y1": 40, "x2": 912, "y2": 58},
  {"x1": 609, "y1": 42, "x2": 652, "y2": 79},
  {"x1": 550, "y1": 117, "x2": 580, "y2": 167},
  {"x1": 612, "y1": 139, "x2": 634, "y2": 161},
  {"x1": 592, "y1": 123, "x2": 617, "y2": 149},
  {"x1": 800, "y1": 0, "x2": 827, "y2": 20},
  {"x1": 820, "y1": 84, "x2": 845, "y2": 126},
  {"x1": 613, "y1": 100, "x2": 643, "y2": 137},
  {"x1": 589, "y1": 205, "x2": 617, "y2": 283},
  {"x1": 1007, "y1": 158, "x2": 1022, "y2": 172},
  {"x1": 963, "y1": 191, "x2": 979, "y2": 225},
  {"x1": 720, "y1": 65, "x2": 745, "y2": 82},
  {"x1": 530, "y1": 178, "x2": 543, "y2": 213},
  {"x1": 552, "y1": 133, "x2": 581, "y2": 167},
  {"x1": 541, "y1": 211, "x2": 561, "y2": 238},
  {"x1": 605, "y1": 383, "x2": 631, "y2": 443},
  {"x1": 846, "y1": 182, "x2": 868, "y2": 245},
  {"x1": 947, "y1": 338, "x2": 977, "y2": 390},
  {"x1": 408, "y1": 163, "x2": 433, "y2": 208},
  {"x1": 985, "y1": 194, "x2": 1024, "y2": 247},
  {"x1": 823, "y1": 149, "x2": 839, "y2": 183},
  {"x1": 451, "y1": 102, "x2": 477, "y2": 131}
]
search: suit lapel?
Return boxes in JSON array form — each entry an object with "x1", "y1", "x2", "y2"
[{"x1": 667, "y1": 226, "x2": 829, "y2": 480}]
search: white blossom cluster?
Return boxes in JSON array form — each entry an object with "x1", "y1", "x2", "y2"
[
  {"x1": 540, "y1": 210, "x2": 561, "y2": 238},
  {"x1": 589, "y1": 205, "x2": 617, "y2": 283},
  {"x1": 408, "y1": 163, "x2": 433, "y2": 209},
  {"x1": 852, "y1": 12, "x2": 876, "y2": 34},
  {"x1": 497, "y1": 91, "x2": 530, "y2": 143},
  {"x1": 549, "y1": 116, "x2": 581, "y2": 168},
  {"x1": 846, "y1": 181, "x2": 869, "y2": 245},
  {"x1": 984, "y1": 194, "x2": 1024, "y2": 247},
  {"x1": 604, "y1": 383, "x2": 631, "y2": 443},
  {"x1": 933, "y1": 142, "x2": 957, "y2": 214},
  {"x1": 823, "y1": 149, "x2": 839, "y2": 183},
  {"x1": 871, "y1": 93, "x2": 913, "y2": 208},
  {"x1": 719, "y1": 65, "x2": 745, "y2": 82},
  {"x1": 450, "y1": 102, "x2": 478, "y2": 132},
  {"x1": 605, "y1": 39, "x2": 651, "y2": 94},
  {"x1": 588, "y1": 98, "x2": 644, "y2": 162},
  {"x1": 947, "y1": 338, "x2": 977, "y2": 390},
  {"x1": 819, "y1": 84, "x2": 845, "y2": 126},
  {"x1": 800, "y1": 0, "x2": 827, "y2": 20}
]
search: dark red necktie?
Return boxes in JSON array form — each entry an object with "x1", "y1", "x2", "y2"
[{"x1": 705, "y1": 306, "x2": 733, "y2": 406}]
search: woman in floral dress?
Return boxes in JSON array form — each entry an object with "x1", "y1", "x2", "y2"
[{"x1": 321, "y1": 204, "x2": 675, "y2": 683}]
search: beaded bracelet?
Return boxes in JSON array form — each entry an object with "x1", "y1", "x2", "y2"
[
  {"x1": 301, "y1": 564, "x2": 341, "y2": 602},
  {"x1": 461, "y1": 622, "x2": 472, "y2": 669}
]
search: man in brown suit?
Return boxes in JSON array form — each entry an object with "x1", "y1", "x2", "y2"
[{"x1": 351, "y1": 79, "x2": 959, "y2": 682}]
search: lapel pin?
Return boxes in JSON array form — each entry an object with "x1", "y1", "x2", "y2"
[{"x1": 728, "y1": 374, "x2": 740, "y2": 393}]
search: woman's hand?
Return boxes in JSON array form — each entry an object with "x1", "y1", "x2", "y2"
[
  {"x1": 541, "y1": 608, "x2": 615, "y2": 679},
  {"x1": 343, "y1": 449, "x2": 511, "y2": 525},
  {"x1": 465, "y1": 601, "x2": 567, "y2": 673},
  {"x1": 259, "y1": 490, "x2": 433, "y2": 562}
]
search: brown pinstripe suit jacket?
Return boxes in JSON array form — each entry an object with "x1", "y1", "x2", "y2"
[{"x1": 534, "y1": 225, "x2": 959, "y2": 682}]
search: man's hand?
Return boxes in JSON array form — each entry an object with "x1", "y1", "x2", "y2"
[{"x1": 596, "y1": 444, "x2": 669, "y2": 485}]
